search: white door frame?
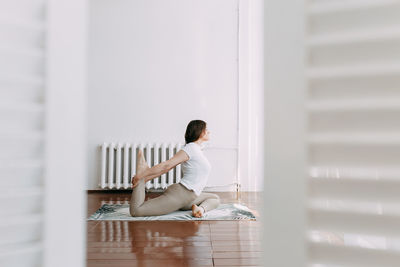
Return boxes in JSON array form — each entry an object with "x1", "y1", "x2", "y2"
[{"x1": 238, "y1": 0, "x2": 264, "y2": 192}]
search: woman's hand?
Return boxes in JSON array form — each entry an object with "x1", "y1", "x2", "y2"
[{"x1": 131, "y1": 175, "x2": 141, "y2": 188}]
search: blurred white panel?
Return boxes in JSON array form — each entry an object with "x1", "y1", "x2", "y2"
[
  {"x1": 263, "y1": 0, "x2": 307, "y2": 266},
  {"x1": 44, "y1": 1, "x2": 87, "y2": 266},
  {"x1": 306, "y1": 0, "x2": 400, "y2": 266},
  {"x1": 0, "y1": 0, "x2": 46, "y2": 266}
]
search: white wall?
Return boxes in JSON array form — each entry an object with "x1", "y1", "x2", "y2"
[{"x1": 88, "y1": 0, "x2": 264, "y2": 190}]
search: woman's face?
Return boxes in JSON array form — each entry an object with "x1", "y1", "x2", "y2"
[{"x1": 201, "y1": 127, "x2": 210, "y2": 141}]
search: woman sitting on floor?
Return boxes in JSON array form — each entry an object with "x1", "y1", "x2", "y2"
[{"x1": 130, "y1": 119, "x2": 220, "y2": 218}]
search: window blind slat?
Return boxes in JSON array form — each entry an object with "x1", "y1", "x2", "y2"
[{"x1": 309, "y1": 241, "x2": 400, "y2": 267}]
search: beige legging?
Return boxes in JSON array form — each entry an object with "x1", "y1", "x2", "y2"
[{"x1": 129, "y1": 179, "x2": 220, "y2": 217}]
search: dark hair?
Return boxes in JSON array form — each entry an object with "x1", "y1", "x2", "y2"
[{"x1": 184, "y1": 120, "x2": 207, "y2": 144}]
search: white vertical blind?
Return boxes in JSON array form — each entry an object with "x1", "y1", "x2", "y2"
[
  {"x1": 0, "y1": 0, "x2": 46, "y2": 266},
  {"x1": 306, "y1": 0, "x2": 400, "y2": 266}
]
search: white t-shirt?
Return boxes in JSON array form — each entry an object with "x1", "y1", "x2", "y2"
[{"x1": 179, "y1": 142, "x2": 211, "y2": 196}]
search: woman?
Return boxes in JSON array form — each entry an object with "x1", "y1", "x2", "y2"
[{"x1": 130, "y1": 120, "x2": 220, "y2": 218}]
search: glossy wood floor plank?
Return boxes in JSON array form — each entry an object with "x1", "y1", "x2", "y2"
[
  {"x1": 87, "y1": 241, "x2": 213, "y2": 248},
  {"x1": 212, "y1": 251, "x2": 262, "y2": 259},
  {"x1": 87, "y1": 251, "x2": 213, "y2": 260},
  {"x1": 211, "y1": 245, "x2": 262, "y2": 252},
  {"x1": 213, "y1": 258, "x2": 262, "y2": 266},
  {"x1": 87, "y1": 246, "x2": 213, "y2": 253},
  {"x1": 87, "y1": 259, "x2": 213, "y2": 267},
  {"x1": 86, "y1": 191, "x2": 261, "y2": 267}
]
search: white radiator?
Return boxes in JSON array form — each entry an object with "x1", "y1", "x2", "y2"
[{"x1": 100, "y1": 142, "x2": 184, "y2": 189}]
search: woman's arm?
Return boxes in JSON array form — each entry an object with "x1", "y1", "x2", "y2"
[{"x1": 136, "y1": 150, "x2": 189, "y2": 183}]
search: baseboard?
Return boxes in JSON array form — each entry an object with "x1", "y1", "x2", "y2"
[
  {"x1": 87, "y1": 189, "x2": 260, "y2": 193},
  {"x1": 87, "y1": 189, "x2": 132, "y2": 193}
]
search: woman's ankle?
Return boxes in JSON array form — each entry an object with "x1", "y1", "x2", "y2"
[{"x1": 200, "y1": 206, "x2": 206, "y2": 214}]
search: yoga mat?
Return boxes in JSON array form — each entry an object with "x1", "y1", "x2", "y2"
[{"x1": 88, "y1": 203, "x2": 257, "y2": 221}]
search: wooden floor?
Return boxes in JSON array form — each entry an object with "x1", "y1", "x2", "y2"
[{"x1": 87, "y1": 191, "x2": 262, "y2": 267}]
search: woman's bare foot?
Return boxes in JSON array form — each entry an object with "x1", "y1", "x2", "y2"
[
  {"x1": 136, "y1": 149, "x2": 149, "y2": 174},
  {"x1": 192, "y1": 204, "x2": 205, "y2": 218},
  {"x1": 132, "y1": 150, "x2": 149, "y2": 187}
]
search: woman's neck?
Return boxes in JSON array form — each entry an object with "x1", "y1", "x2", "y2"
[{"x1": 194, "y1": 139, "x2": 204, "y2": 146}]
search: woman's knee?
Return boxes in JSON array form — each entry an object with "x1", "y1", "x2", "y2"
[
  {"x1": 212, "y1": 194, "x2": 221, "y2": 207},
  {"x1": 130, "y1": 205, "x2": 143, "y2": 217},
  {"x1": 211, "y1": 193, "x2": 220, "y2": 202},
  {"x1": 129, "y1": 205, "x2": 135, "y2": 217}
]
